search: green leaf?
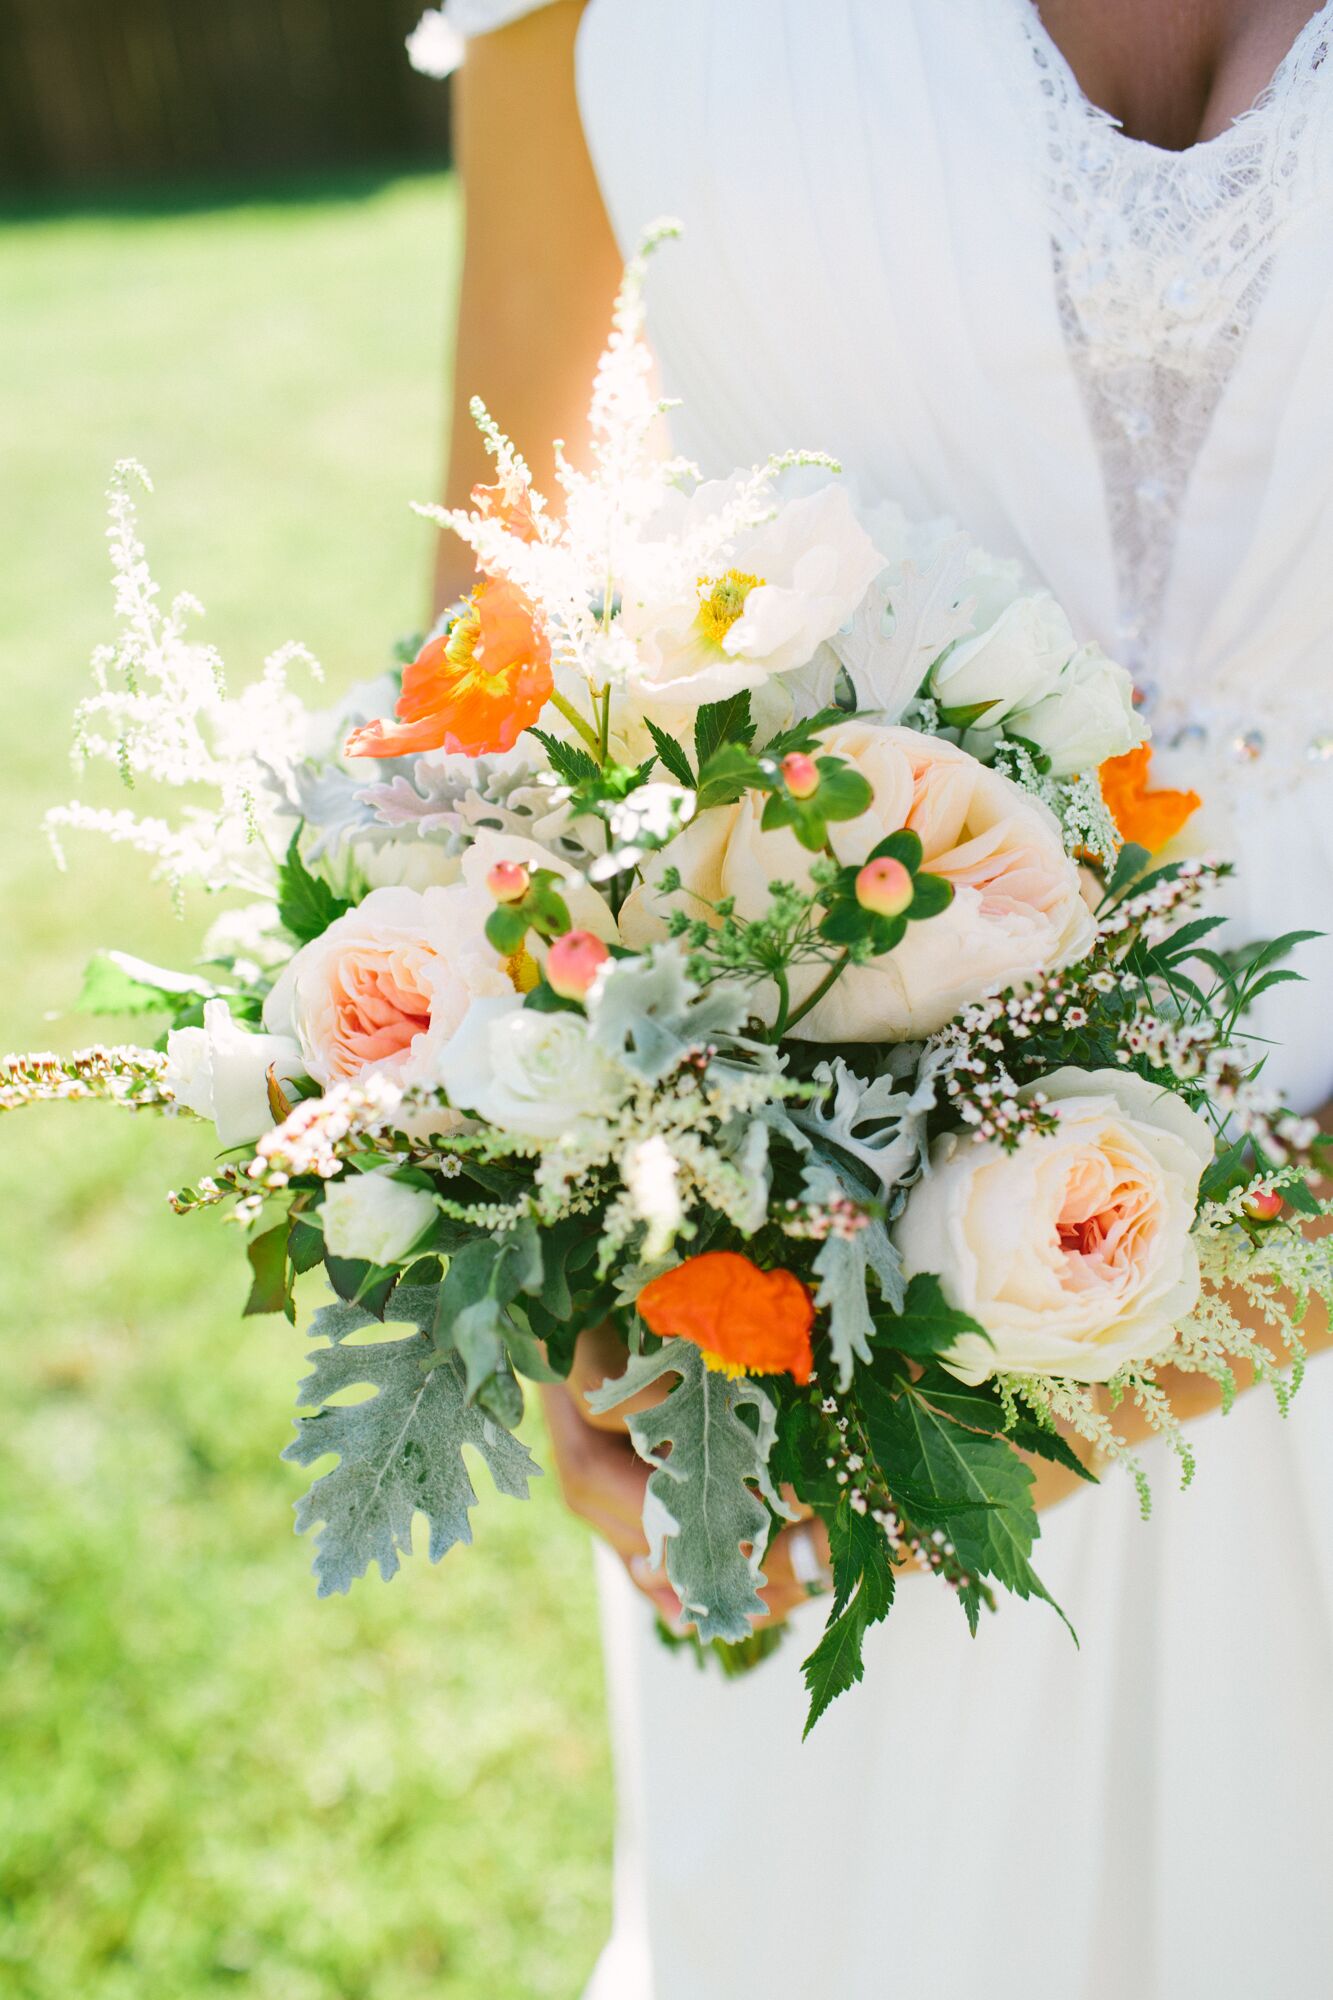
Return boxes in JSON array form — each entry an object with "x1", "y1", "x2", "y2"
[
  {"x1": 865, "y1": 1379, "x2": 1074, "y2": 1637},
  {"x1": 77, "y1": 950, "x2": 209, "y2": 1018},
  {"x1": 284, "y1": 1331, "x2": 540, "y2": 1595},
  {"x1": 1100, "y1": 841, "x2": 1152, "y2": 906},
  {"x1": 277, "y1": 828, "x2": 352, "y2": 945},
  {"x1": 644, "y1": 718, "x2": 697, "y2": 788},
  {"x1": 872, "y1": 1274, "x2": 990, "y2": 1362},
  {"x1": 910, "y1": 1367, "x2": 1096, "y2": 1485},
  {"x1": 324, "y1": 1253, "x2": 398, "y2": 1320},
  {"x1": 694, "y1": 692, "x2": 755, "y2": 767},
  {"x1": 763, "y1": 707, "x2": 848, "y2": 758},
  {"x1": 801, "y1": 1501, "x2": 895, "y2": 1735},
  {"x1": 813, "y1": 761, "x2": 873, "y2": 822},
  {"x1": 525, "y1": 727, "x2": 601, "y2": 786},
  {"x1": 695, "y1": 741, "x2": 763, "y2": 810},
  {"x1": 245, "y1": 1221, "x2": 293, "y2": 1321},
  {"x1": 586, "y1": 1339, "x2": 789, "y2": 1643},
  {"x1": 906, "y1": 871, "x2": 953, "y2": 920},
  {"x1": 867, "y1": 828, "x2": 924, "y2": 871},
  {"x1": 484, "y1": 905, "x2": 529, "y2": 955},
  {"x1": 287, "y1": 1217, "x2": 325, "y2": 1276}
]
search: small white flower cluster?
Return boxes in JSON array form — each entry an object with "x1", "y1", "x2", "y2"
[
  {"x1": 247, "y1": 1072, "x2": 414, "y2": 1187},
  {"x1": 0, "y1": 1044, "x2": 171, "y2": 1112}
]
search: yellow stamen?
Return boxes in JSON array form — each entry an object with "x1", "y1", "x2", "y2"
[
  {"x1": 696, "y1": 569, "x2": 763, "y2": 647},
  {"x1": 699, "y1": 1348, "x2": 749, "y2": 1380},
  {"x1": 503, "y1": 947, "x2": 540, "y2": 994}
]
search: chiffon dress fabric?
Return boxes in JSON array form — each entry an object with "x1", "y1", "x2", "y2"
[{"x1": 443, "y1": 4, "x2": 1333, "y2": 1993}]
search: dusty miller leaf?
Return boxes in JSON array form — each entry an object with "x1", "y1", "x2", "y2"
[
  {"x1": 586, "y1": 1338, "x2": 792, "y2": 1642},
  {"x1": 586, "y1": 943, "x2": 751, "y2": 1082},
  {"x1": 829, "y1": 536, "x2": 975, "y2": 717},
  {"x1": 284, "y1": 1327, "x2": 539, "y2": 1596},
  {"x1": 791, "y1": 1050, "x2": 942, "y2": 1199},
  {"x1": 802, "y1": 1160, "x2": 904, "y2": 1387}
]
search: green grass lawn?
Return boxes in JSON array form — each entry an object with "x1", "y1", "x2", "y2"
[{"x1": 0, "y1": 173, "x2": 612, "y2": 2000}]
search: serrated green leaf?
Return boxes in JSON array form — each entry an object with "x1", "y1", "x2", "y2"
[
  {"x1": 872, "y1": 1274, "x2": 991, "y2": 1362},
  {"x1": 865, "y1": 1379, "x2": 1074, "y2": 1637},
  {"x1": 694, "y1": 692, "x2": 755, "y2": 767},
  {"x1": 277, "y1": 828, "x2": 352, "y2": 945},
  {"x1": 695, "y1": 740, "x2": 763, "y2": 809},
  {"x1": 284, "y1": 1336, "x2": 539, "y2": 1595},
  {"x1": 911, "y1": 1367, "x2": 1096, "y2": 1484},
  {"x1": 801, "y1": 1502, "x2": 895, "y2": 1735},
  {"x1": 643, "y1": 717, "x2": 696, "y2": 787},
  {"x1": 525, "y1": 726, "x2": 601, "y2": 786},
  {"x1": 586, "y1": 1339, "x2": 789, "y2": 1643},
  {"x1": 764, "y1": 707, "x2": 847, "y2": 758}
]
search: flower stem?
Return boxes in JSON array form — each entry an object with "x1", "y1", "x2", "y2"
[
  {"x1": 550, "y1": 689, "x2": 603, "y2": 760},
  {"x1": 783, "y1": 951, "x2": 851, "y2": 1034}
]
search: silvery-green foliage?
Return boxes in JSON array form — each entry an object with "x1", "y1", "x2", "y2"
[
  {"x1": 308, "y1": 1283, "x2": 439, "y2": 1346},
  {"x1": 714, "y1": 1114, "x2": 772, "y2": 1234},
  {"x1": 802, "y1": 1160, "x2": 905, "y2": 1387},
  {"x1": 284, "y1": 1297, "x2": 539, "y2": 1595},
  {"x1": 791, "y1": 1049, "x2": 943, "y2": 1200},
  {"x1": 586, "y1": 944, "x2": 753, "y2": 1083},
  {"x1": 586, "y1": 1339, "x2": 792, "y2": 1642},
  {"x1": 829, "y1": 530, "x2": 974, "y2": 718},
  {"x1": 279, "y1": 759, "x2": 386, "y2": 860}
]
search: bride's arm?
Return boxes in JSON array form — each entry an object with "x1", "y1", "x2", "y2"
[{"x1": 433, "y1": 0, "x2": 622, "y2": 611}]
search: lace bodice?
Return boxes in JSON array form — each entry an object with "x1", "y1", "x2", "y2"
[{"x1": 1006, "y1": 2, "x2": 1333, "y2": 753}]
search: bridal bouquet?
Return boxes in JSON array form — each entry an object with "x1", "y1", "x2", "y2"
[{"x1": 9, "y1": 230, "x2": 1331, "y2": 1732}]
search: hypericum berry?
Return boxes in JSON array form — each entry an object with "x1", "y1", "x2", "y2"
[
  {"x1": 1242, "y1": 1188, "x2": 1285, "y2": 1223},
  {"x1": 485, "y1": 860, "x2": 530, "y2": 904},
  {"x1": 545, "y1": 929, "x2": 610, "y2": 1001},
  {"x1": 855, "y1": 855, "x2": 913, "y2": 917},
  {"x1": 781, "y1": 751, "x2": 820, "y2": 799}
]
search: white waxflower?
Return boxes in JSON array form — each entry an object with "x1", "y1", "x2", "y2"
[
  {"x1": 320, "y1": 1169, "x2": 438, "y2": 1264},
  {"x1": 1007, "y1": 644, "x2": 1147, "y2": 777},
  {"x1": 436, "y1": 994, "x2": 628, "y2": 1139},
  {"x1": 164, "y1": 999, "x2": 305, "y2": 1148}
]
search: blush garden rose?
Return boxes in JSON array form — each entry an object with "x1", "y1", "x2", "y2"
[{"x1": 894, "y1": 1068, "x2": 1214, "y2": 1384}]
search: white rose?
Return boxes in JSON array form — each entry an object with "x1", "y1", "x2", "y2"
[
  {"x1": 894, "y1": 1067, "x2": 1213, "y2": 1383},
  {"x1": 1007, "y1": 644, "x2": 1147, "y2": 777},
  {"x1": 436, "y1": 993, "x2": 628, "y2": 1138},
  {"x1": 320, "y1": 1169, "x2": 438, "y2": 1264},
  {"x1": 351, "y1": 834, "x2": 462, "y2": 892},
  {"x1": 931, "y1": 590, "x2": 1076, "y2": 727},
  {"x1": 164, "y1": 998, "x2": 305, "y2": 1148},
  {"x1": 620, "y1": 481, "x2": 884, "y2": 708},
  {"x1": 621, "y1": 721, "x2": 1095, "y2": 1040}
]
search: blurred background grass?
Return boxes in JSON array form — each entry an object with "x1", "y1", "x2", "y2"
[{"x1": 0, "y1": 173, "x2": 612, "y2": 2000}]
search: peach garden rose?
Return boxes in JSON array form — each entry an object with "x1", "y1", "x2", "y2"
[
  {"x1": 893, "y1": 1068, "x2": 1215, "y2": 1384},
  {"x1": 621, "y1": 720, "x2": 1096, "y2": 1039}
]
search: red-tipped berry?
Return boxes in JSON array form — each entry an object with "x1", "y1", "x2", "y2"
[
  {"x1": 855, "y1": 855, "x2": 913, "y2": 918},
  {"x1": 781, "y1": 751, "x2": 820, "y2": 800},
  {"x1": 485, "y1": 860, "x2": 530, "y2": 904},
  {"x1": 545, "y1": 929, "x2": 610, "y2": 1001}
]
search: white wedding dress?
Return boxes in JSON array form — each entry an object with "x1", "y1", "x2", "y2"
[{"x1": 441, "y1": 5, "x2": 1333, "y2": 1994}]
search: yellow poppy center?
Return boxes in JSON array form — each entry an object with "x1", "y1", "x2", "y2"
[
  {"x1": 699, "y1": 1348, "x2": 749, "y2": 1380},
  {"x1": 696, "y1": 569, "x2": 763, "y2": 647}
]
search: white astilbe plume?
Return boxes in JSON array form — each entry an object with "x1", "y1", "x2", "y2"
[
  {"x1": 414, "y1": 223, "x2": 837, "y2": 708},
  {"x1": 45, "y1": 462, "x2": 323, "y2": 904}
]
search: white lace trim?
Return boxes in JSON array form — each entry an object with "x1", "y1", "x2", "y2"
[{"x1": 1006, "y1": 1, "x2": 1333, "y2": 689}]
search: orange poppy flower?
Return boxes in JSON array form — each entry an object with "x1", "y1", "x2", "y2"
[
  {"x1": 1099, "y1": 744, "x2": 1201, "y2": 855},
  {"x1": 637, "y1": 1252, "x2": 815, "y2": 1385},
  {"x1": 472, "y1": 467, "x2": 544, "y2": 544},
  {"x1": 344, "y1": 578, "x2": 552, "y2": 760}
]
